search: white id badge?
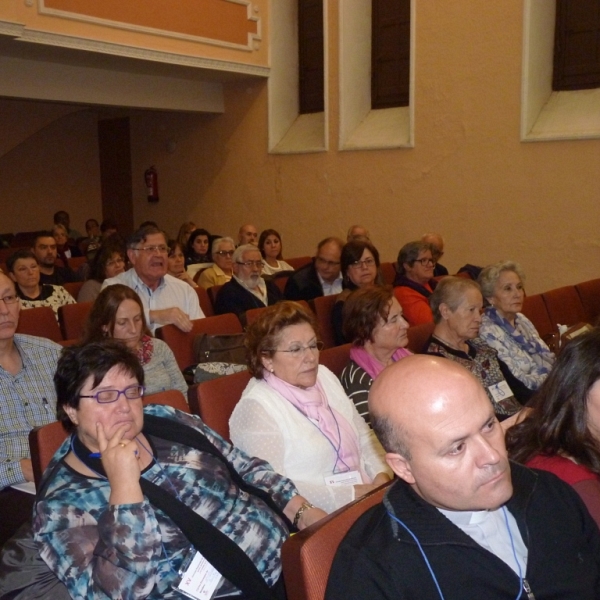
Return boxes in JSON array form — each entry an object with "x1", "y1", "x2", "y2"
[
  {"x1": 324, "y1": 470, "x2": 363, "y2": 486},
  {"x1": 175, "y1": 549, "x2": 224, "y2": 600},
  {"x1": 488, "y1": 380, "x2": 512, "y2": 403}
]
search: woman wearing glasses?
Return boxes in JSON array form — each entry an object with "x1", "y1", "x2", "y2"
[
  {"x1": 78, "y1": 237, "x2": 127, "y2": 302},
  {"x1": 393, "y1": 240, "x2": 437, "y2": 326},
  {"x1": 33, "y1": 340, "x2": 326, "y2": 599},
  {"x1": 197, "y1": 237, "x2": 235, "y2": 289},
  {"x1": 82, "y1": 284, "x2": 187, "y2": 396},
  {"x1": 166, "y1": 239, "x2": 198, "y2": 289},
  {"x1": 331, "y1": 239, "x2": 383, "y2": 345},
  {"x1": 230, "y1": 302, "x2": 391, "y2": 513}
]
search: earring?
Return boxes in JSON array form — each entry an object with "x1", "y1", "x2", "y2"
[{"x1": 270, "y1": 368, "x2": 274, "y2": 373}]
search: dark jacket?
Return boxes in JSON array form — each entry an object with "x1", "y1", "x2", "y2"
[
  {"x1": 214, "y1": 277, "x2": 282, "y2": 325},
  {"x1": 39, "y1": 266, "x2": 80, "y2": 286},
  {"x1": 326, "y1": 463, "x2": 600, "y2": 600},
  {"x1": 284, "y1": 261, "x2": 324, "y2": 301}
]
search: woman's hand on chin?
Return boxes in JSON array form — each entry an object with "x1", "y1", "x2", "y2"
[{"x1": 97, "y1": 422, "x2": 144, "y2": 505}]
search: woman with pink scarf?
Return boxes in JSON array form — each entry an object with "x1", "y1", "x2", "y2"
[
  {"x1": 229, "y1": 302, "x2": 391, "y2": 514},
  {"x1": 340, "y1": 286, "x2": 412, "y2": 427}
]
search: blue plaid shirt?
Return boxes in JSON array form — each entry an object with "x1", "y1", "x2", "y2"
[{"x1": 0, "y1": 334, "x2": 61, "y2": 489}]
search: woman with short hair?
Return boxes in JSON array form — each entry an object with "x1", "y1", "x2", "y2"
[
  {"x1": 197, "y1": 237, "x2": 235, "y2": 289},
  {"x1": 478, "y1": 261, "x2": 554, "y2": 390},
  {"x1": 77, "y1": 237, "x2": 127, "y2": 302}
]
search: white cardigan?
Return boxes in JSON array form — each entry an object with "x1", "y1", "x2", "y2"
[{"x1": 229, "y1": 365, "x2": 390, "y2": 513}]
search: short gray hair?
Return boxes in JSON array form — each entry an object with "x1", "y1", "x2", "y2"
[
  {"x1": 211, "y1": 236, "x2": 235, "y2": 255},
  {"x1": 429, "y1": 277, "x2": 481, "y2": 324},
  {"x1": 233, "y1": 244, "x2": 261, "y2": 264},
  {"x1": 477, "y1": 261, "x2": 526, "y2": 300},
  {"x1": 371, "y1": 411, "x2": 412, "y2": 459},
  {"x1": 397, "y1": 241, "x2": 433, "y2": 276}
]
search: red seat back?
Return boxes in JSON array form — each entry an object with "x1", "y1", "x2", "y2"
[
  {"x1": 319, "y1": 343, "x2": 351, "y2": 378},
  {"x1": 312, "y1": 294, "x2": 339, "y2": 349},
  {"x1": 58, "y1": 301, "x2": 93, "y2": 341},
  {"x1": 16, "y1": 306, "x2": 63, "y2": 342}
]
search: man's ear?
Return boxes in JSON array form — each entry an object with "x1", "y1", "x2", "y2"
[
  {"x1": 126, "y1": 248, "x2": 136, "y2": 266},
  {"x1": 385, "y1": 452, "x2": 416, "y2": 484}
]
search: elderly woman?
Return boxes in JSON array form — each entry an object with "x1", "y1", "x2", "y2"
[
  {"x1": 507, "y1": 329, "x2": 600, "y2": 528},
  {"x1": 340, "y1": 286, "x2": 411, "y2": 425},
  {"x1": 167, "y1": 239, "x2": 198, "y2": 289},
  {"x1": 7, "y1": 249, "x2": 75, "y2": 320},
  {"x1": 478, "y1": 261, "x2": 554, "y2": 390},
  {"x1": 77, "y1": 237, "x2": 126, "y2": 302},
  {"x1": 393, "y1": 241, "x2": 437, "y2": 326},
  {"x1": 185, "y1": 228, "x2": 212, "y2": 267},
  {"x1": 332, "y1": 239, "x2": 383, "y2": 345},
  {"x1": 259, "y1": 229, "x2": 294, "y2": 276},
  {"x1": 425, "y1": 277, "x2": 530, "y2": 420},
  {"x1": 33, "y1": 340, "x2": 324, "y2": 599},
  {"x1": 230, "y1": 302, "x2": 391, "y2": 514},
  {"x1": 81, "y1": 284, "x2": 188, "y2": 397},
  {"x1": 197, "y1": 236, "x2": 235, "y2": 289}
]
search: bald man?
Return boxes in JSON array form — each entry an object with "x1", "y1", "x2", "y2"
[
  {"x1": 326, "y1": 356, "x2": 600, "y2": 599},
  {"x1": 237, "y1": 224, "x2": 258, "y2": 246},
  {"x1": 422, "y1": 232, "x2": 449, "y2": 277}
]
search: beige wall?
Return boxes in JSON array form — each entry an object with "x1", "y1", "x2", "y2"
[{"x1": 2, "y1": 1, "x2": 600, "y2": 294}]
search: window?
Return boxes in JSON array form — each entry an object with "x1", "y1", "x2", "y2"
[
  {"x1": 298, "y1": 0, "x2": 324, "y2": 114},
  {"x1": 553, "y1": 0, "x2": 600, "y2": 90},
  {"x1": 371, "y1": 0, "x2": 410, "y2": 109}
]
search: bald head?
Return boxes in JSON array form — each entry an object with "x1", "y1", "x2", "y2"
[
  {"x1": 421, "y1": 232, "x2": 444, "y2": 260},
  {"x1": 238, "y1": 224, "x2": 258, "y2": 246}
]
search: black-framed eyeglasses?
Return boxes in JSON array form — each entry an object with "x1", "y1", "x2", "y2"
[
  {"x1": 413, "y1": 258, "x2": 436, "y2": 267},
  {"x1": 215, "y1": 250, "x2": 235, "y2": 257},
  {"x1": 237, "y1": 260, "x2": 263, "y2": 268},
  {"x1": 80, "y1": 384, "x2": 145, "y2": 404},
  {"x1": 273, "y1": 341, "x2": 324, "y2": 358},
  {"x1": 0, "y1": 295, "x2": 19, "y2": 305}
]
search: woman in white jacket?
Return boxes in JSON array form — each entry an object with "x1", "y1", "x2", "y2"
[{"x1": 230, "y1": 301, "x2": 391, "y2": 514}]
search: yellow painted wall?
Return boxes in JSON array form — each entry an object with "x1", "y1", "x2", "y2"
[{"x1": 2, "y1": 1, "x2": 600, "y2": 295}]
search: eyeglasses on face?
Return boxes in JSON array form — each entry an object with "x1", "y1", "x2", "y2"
[
  {"x1": 349, "y1": 258, "x2": 376, "y2": 269},
  {"x1": 106, "y1": 257, "x2": 125, "y2": 267},
  {"x1": 215, "y1": 250, "x2": 235, "y2": 257},
  {"x1": 413, "y1": 258, "x2": 436, "y2": 267},
  {"x1": 134, "y1": 245, "x2": 168, "y2": 255},
  {"x1": 80, "y1": 384, "x2": 145, "y2": 404},
  {"x1": 273, "y1": 341, "x2": 324, "y2": 358},
  {"x1": 0, "y1": 295, "x2": 18, "y2": 305},
  {"x1": 316, "y1": 257, "x2": 341, "y2": 268},
  {"x1": 237, "y1": 260, "x2": 263, "y2": 268}
]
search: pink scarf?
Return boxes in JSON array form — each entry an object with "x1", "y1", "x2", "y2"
[
  {"x1": 264, "y1": 370, "x2": 366, "y2": 478},
  {"x1": 350, "y1": 345, "x2": 412, "y2": 380}
]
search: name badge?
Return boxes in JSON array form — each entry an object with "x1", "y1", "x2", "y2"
[
  {"x1": 488, "y1": 380, "x2": 513, "y2": 403},
  {"x1": 176, "y1": 550, "x2": 223, "y2": 600},
  {"x1": 325, "y1": 470, "x2": 363, "y2": 486}
]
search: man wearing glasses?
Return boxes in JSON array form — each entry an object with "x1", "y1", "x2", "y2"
[
  {"x1": 422, "y1": 232, "x2": 449, "y2": 278},
  {"x1": 0, "y1": 272, "x2": 62, "y2": 544},
  {"x1": 214, "y1": 244, "x2": 282, "y2": 326},
  {"x1": 393, "y1": 241, "x2": 437, "y2": 326},
  {"x1": 285, "y1": 237, "x2": 344, "y2": 301},
  {"x1": 103, "y1": 225, "x2": 203, "y2": 334}
]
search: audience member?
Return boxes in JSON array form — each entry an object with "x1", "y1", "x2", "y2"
[
  {"x1": 81, "y1": 218, "x2": 102, "y2": 260},
  {"x1": 33, "y1": 340, "x2": 326, "y2": 599},
  {"x1": 52, "y1": 223, "x2": 83, "y2": 266},
  {"x1": 166, "y1": 239, "x2": 197, "y2": 289},
  {"x1": 100, "y1": 218, "x2": 118, "y2": 239},
  {"x1": 102, "y1": 225, "x2": 203, "y2": 334},
  {"x1": 341, "y1": 286, "x2": 411, "y2": 425},
  {"x1": 7, "y1": 249, "x2": 76, "y2": 320},
  {"x1": 422, "y1": 231, "x2": 449, "y2": 277},
  {"x1": 425, "y1": 277, "x2": 530, "y2": 418},
  {"x1": 346, "y1": 225, "x2": 370, "y2": 242},
  {"x1": 0, "y1": 272, "x2": 61, "y2": 545},
  {"x1": 197, "y1": 237, "x2": 235, "y2": 289},
  {"x1": 332, "y1": 239, "x2": 382, "y2": 345},
  {"x1": 185, "y1": 228, "x2": 212, "y2": 266},
  {"x1": 393, "y1": 241, "x2": 436, "y2": 326},
  {"x1": 507, "y1": 329, "x2": 600, "y2": 528},
  {"x1": 259, "y1": 229, "x2": 294, "y2": 276},
  {"x1": 176, "y1": 221, "x2": 196, "y2": 248},
  {"x1": 284, "y1": 236, "x2": 343, "y2": 301},
  {"x1": 77, "y1": 237, "x2": 127, "y2": 303},
  {"x1": 478, "y1": 261, "x2": 554, "y2": 390},
  {"x1": 326, "y1": 355, "x2": 600, "y2": 600},
  {"x1": 82, "y1": 285, "x2": 187, "y2": 396},
  {"x1": 32, "y1": 232, "x2": 80, "y2": 285},
  {"x1": 230, "y1": 301, "x2": 391, "y2": 513},
  {"x1": 53, "y1": 210, "x2": 82, "y2": 240},
  {"x1": 238, "y1": 223, "x2": 258, "y2": 246},
  {"x1": 214, "y1": 243, "x2": 282, "y2": 325}
]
